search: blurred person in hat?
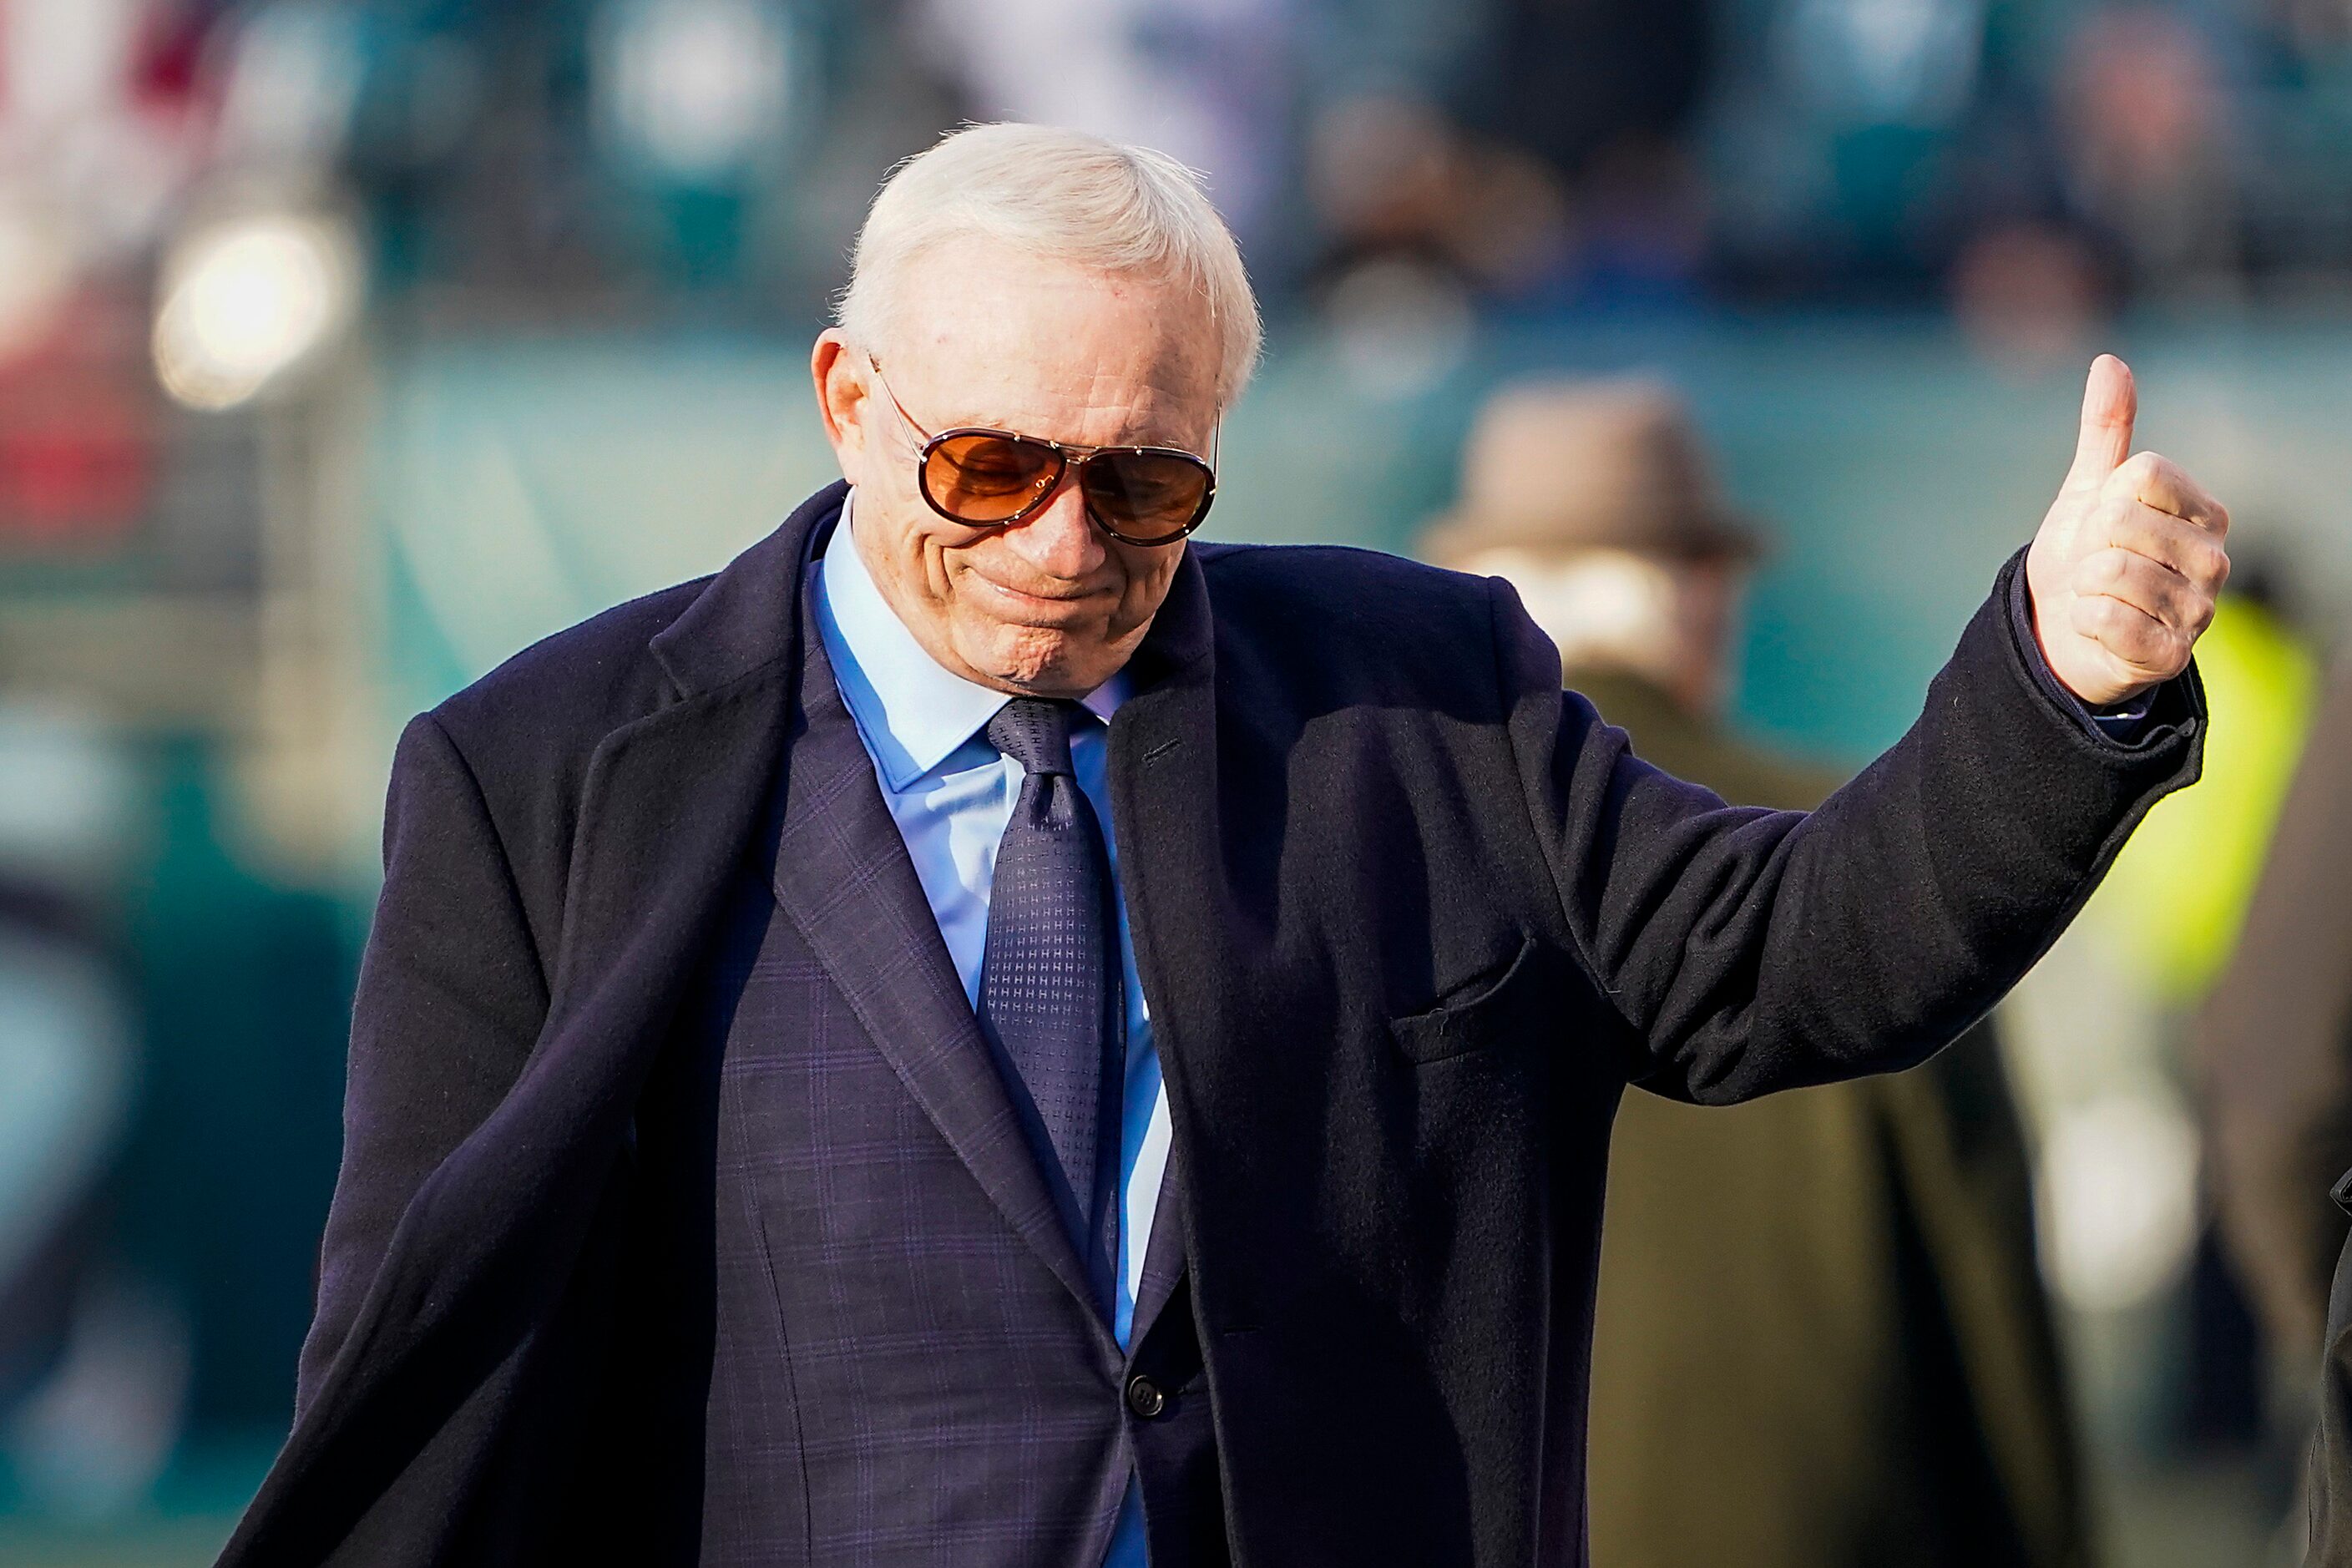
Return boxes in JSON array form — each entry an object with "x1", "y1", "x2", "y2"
[
  {"x1": 1424, "y1": 379, "x2": 2092, "y2": 1568},
  {"x1": 2195, "y1": 655, "x2": 2352, "y2": 1560}
]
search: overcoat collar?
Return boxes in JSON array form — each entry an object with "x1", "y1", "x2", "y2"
[
  {"x1": 646, "y1": 481, "x2": 847, "y2": 700},
  {"x1": 539, "y1": 485, "x2": 851, "y2": 1094}
]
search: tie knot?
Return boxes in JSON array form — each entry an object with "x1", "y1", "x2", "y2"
[{"x1": 986, "y1": 697, "x2": 1082, "y2": 776}]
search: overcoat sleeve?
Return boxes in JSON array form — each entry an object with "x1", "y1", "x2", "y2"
[
  {"x1": 1500, "y1": 549, "x2": 2204, "y2": 1105},
  {"x1": 296, "y1": 712, "x2": 551, "y2": 1413}
]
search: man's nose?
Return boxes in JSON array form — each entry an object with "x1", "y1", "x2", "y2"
[{"x1": 1005, "y1": 475, "x2": 1106, "y2": 580}]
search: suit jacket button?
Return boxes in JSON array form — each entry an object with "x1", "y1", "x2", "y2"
[{"x1": 1126, "y1": 1375, "x2": 1166, "y2": 1419}]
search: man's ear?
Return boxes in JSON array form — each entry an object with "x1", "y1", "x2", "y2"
[{"x1": 811, "y1": 329, "x2": 872, "y2": 484}]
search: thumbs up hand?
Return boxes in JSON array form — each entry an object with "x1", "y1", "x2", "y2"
[{"x1": 2025, "y1": 355, "x2": 2231, "y2": 707}]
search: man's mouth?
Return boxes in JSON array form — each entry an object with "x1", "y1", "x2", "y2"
[{"x1": 964, "y1": 568, "x2": 1105, "y2": 620}]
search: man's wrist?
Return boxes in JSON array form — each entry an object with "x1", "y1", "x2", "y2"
[{"x1": 2007, "y1": 559, "x2": 2158, "y2": 743}]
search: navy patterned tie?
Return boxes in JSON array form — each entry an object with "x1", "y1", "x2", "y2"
[{"x1": 981, "y1": 698, "x2": 1120, "y2": 1281}]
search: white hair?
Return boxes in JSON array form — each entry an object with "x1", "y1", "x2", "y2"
[{"x1": 837, "y1": 123, "x2": 1262, "y2": 411}]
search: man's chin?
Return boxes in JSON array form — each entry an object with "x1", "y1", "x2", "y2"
[{"x1": 959, "y1": 625, "x2": 1130, "y2": 698}]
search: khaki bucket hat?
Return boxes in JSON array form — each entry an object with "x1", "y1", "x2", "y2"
[{"x1": 1419, "y1": 377, "x2": 1763, "y2": 565}]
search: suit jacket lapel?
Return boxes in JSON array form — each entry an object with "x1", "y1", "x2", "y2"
[{"x1": 758, "y1": 569, "x2": 1106, "y2": 1328}]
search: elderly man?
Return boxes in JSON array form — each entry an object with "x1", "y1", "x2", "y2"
[{"x1": 222, "y1": 124, "x2": 2227, "y2": 1568}]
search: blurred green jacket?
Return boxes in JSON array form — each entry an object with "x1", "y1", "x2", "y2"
[{"x1": 1577, "y1": 669, "x2": 2092, "y2": 1568}]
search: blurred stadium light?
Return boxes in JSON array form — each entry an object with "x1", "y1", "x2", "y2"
[
  {"x1": 592, "y1": 0, "x2": 800, "y2": 184},
  {"x1": 153, "y1": 210, "x2": 361, "y2": 411}
]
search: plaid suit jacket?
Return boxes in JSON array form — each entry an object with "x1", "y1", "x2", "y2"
[
  {"x1": 660, "y1": 513, "x2": 1206, "y2": 1565},
  {"x1": 219, "y1": 482, "x2": 2203, "y2": 1567}
]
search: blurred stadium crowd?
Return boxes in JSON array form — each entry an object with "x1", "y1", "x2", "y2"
[
  {"x1": 0, "y1": 0, "x2": 2347, "y2": 371},
  {"x1": 2, "y1": 1, "x2": 2351, "y2": 1565}
]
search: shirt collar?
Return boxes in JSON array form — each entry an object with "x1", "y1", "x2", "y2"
[{"x1": 817, "y1": 488, "x2": 1125, "y2": 792}]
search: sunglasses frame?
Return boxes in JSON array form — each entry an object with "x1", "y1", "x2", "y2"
[{"x1": 867, "y1": 357, "x2": 1217, "y2": 547}]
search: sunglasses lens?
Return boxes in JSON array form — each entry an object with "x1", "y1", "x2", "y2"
[
  {"x1": 923, "y1": 432, "x2": 1061, "y2": 524},
  {"x1": 1080, "y1": 451, "x2": 1214, "y2": 543}
]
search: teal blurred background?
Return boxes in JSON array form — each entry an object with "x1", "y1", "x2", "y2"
[{"x1": 0, "y1": 0, "x2": 2347, "y2": 1562}]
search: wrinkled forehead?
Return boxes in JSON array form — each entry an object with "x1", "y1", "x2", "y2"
[{"x1": 878, "y1": 244, "x2": 1222, "y2": 450}]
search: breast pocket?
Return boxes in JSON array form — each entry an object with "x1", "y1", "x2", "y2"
[{"x1": 1388, "y1": 933, "x2": 1545, "y2": 1066}]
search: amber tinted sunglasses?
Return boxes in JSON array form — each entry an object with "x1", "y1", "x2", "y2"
[{"x1": 870, "y1": 360, "x2": 1217, "y2": 547}]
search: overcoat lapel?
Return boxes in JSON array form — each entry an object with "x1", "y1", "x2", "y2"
[
  {"x1": 1107, "y1": 546, "x2": 1221, "y2": 1349},
  {"x1": 554, "y1": 485, "x2": 847, "y2": 1046}
]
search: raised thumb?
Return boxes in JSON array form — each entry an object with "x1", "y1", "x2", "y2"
[{"x1": 2066, "y1": 352, "x2": 2137, "y2": 489}]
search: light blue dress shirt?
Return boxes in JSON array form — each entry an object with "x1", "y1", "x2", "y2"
[{"x1": 813, "y1": 493, "x2": 1165, "y2": 1567}]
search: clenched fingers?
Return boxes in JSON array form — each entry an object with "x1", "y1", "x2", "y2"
[
  {"x1": 2075, "y1": 544, "x2": 2219, "y2": 638},
  {"x1": 2068, "y1": 588, "x2": 2193, "y2": 683},
  {"x1": 2107, "y1": 450, "x2": 2230, "y2": 537},
  {"x1": 2096, "y1": 498, "x2": 2232, "y2": 598}
]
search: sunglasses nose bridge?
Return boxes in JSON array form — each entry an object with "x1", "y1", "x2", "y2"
[
  {"x1": 1021, "y1": 443, "x2": 1118, "y2": 537},
  {"x1": 1004, "y1": 470, "x2": 1110, "y2": 574}
]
